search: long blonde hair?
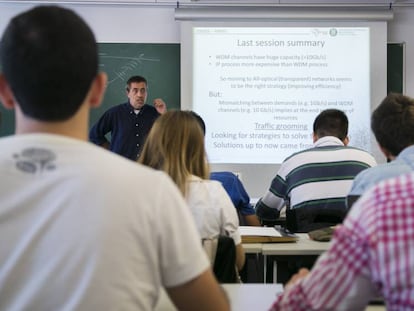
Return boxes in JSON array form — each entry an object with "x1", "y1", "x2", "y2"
[{"x1": 139, "y1": 110, "x2": 210, "y2": 196}]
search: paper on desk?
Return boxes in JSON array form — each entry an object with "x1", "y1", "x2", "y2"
[{"x1": 239, "y1": 226, "x2": 282, "y2": 237}]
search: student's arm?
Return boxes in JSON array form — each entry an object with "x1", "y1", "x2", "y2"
[
  {"x1": 235, "y1": 243, "x2": 245, "y2": 271},
  {"x1": 166, "y1": 269, "x2": 230, "y2": 311},
  {"x1": 89, "y1": 111, "x2": 112, "y2": 147},
  {"x1": 255, "y1": 197, "x2": 282, "y2": 223},
  {"x1": 243, "y1": 214, "x2": 261, "y2": 226},
  {"x1": 230, "y1": 177, "x2": 262, "y2": 226},
  {"x1": 215, "y1": 182, "x2": 246, "y2": 270},
  {"x1": 270, "y1": 222, "x2": 376, "y2": 310}
]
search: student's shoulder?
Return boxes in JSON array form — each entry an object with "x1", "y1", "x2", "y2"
[
  {"x1": 345, "y1": 146, "x2": 377, "y2": 163},
  {"x1": 193, "y1": 176, "x2": 229, "y2": 194},
  {"x1": 210, "y1": 171, "x2": 237, "y2": 182},
  {"x1": 357, "y1": 160, "x2": 411, "y2": 182}
]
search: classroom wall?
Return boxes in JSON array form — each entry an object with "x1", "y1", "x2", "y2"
[
  {"x1": 0, "y1": 3, "x2": 413, "y2": 197},
  {"x1": 0, "y1": 4, "x2": 180, "y2": 43},
  {"x1": 388, "y1": 7, "x2": 414, "y2": 95}
]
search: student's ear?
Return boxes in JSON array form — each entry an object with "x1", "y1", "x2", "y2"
[
  {"x1": 312, "y1": 132, "x2": 318, "y2": 143},
  {"x1": 0, "y1": 74, "x2": 16, "y2": 110},
  {"x1": 342, "y1": 136, "x2": 350, "y2": 146},
  {"x1": 88, "y1": 72, "x2": 107, "y2": 109}
]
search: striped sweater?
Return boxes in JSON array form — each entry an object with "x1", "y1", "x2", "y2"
[{"x1": 256, "y1": 136, "x2": 377, "y2": 232}]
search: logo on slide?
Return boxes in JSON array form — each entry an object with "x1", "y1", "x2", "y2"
[{"x1": 329, "y1": 28, "x2": 338, "y2": 37}]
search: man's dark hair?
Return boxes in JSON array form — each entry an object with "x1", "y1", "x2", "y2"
[
  {"x1": 126, "y1": 75, "x2": 147, "y2": 92},
  {"x1": 0, "y1": 6, "x2": 98, "y2": 121},
  {"x1": 313, "y1": 109, "x2": 348, "y2": 141},
  {"x1": 371, "y1": 93, "x2": 414, "y2": 156},
  {"x1": 190, "y1": 111, "x2": 206, "y2": 135}
]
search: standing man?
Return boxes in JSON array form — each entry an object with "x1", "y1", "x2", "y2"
[
  {"x1": 0, "y1": 6, "x2": 228, "y2": 311},
  {"x1": 256, "y1": 109, "x2": 377, "y2": 233},
  {"x1": 89, "y1": 75, "x2": 166, "y2": 160}
]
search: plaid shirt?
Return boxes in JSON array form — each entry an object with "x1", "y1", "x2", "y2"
[{"x1": 270, "y1": 172, "x2": 414, "y2": 311}]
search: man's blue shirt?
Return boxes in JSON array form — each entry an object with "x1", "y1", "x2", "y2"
[
  {"x1": 89, "y1": 102, "x2": 159, "y2": 161},
  {"x1": 210, "y1": 171, "x2": 255, "y2": 216},
  {"x1": 349, "y1": 145, "x2": 414, "y2": 195}
]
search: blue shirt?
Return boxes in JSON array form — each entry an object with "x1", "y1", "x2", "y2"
[
  {"x1": 210, "y1": 171, "x2": 255, "y2": 216},
  {"x1": 89, "y1": 103, "x2": 159, "y2": 161},
  {"x1": 349, "y1": 145, "x2": 414, "y2": 195}
]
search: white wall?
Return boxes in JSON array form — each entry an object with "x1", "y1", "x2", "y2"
[
  {"x1": 0, "y1": 3, "x2": 180, "y2": 43},
  {"x1": 388, "y1": 7, "x2": 414, "y2": 96}
]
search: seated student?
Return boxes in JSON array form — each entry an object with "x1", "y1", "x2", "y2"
[
  {"x1": 0, "y1": 6, "x2": 229, "y2": 311},
  {"x1": 190, "y1": 111, "x2": 261, "y2": 226},
  {"x1": 256, "y1": 109, "x2": 377, "y2": 233},
  {"x1": 210, "y1": 171, "x2": 261, "y2": 226},
  {"x1": 269, "y1": 172, "x2": 414, "y2": 310},
  {"x1": 139, "y1": 110, "x2": 245, "y2": 271},
  {"x1": 349, "y1": 93, "x2": 414, "y2": 197}
]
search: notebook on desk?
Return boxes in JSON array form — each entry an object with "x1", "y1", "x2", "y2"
[{"x1": 240, "y1": 226, "x2": 298, "y2": 243}]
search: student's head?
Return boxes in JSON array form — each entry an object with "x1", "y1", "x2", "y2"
[
  {"x1": 371, "y1": 93, "x2": 414, "y2": 158},
  {"x1": 126, "y1": 75, "x2": 148, "y2": 110},
  {"x1": 190, "y1": 111, "x2": 206, "y2": 135},
  {"x1": 139, "y1": 110, "x2": 209, "y2": 196},
  {"x1": 0, "y1": 6, "x2": 99, "y2": 121},
  {"x1": 313, "y1": 109, "x2": 349, "y2": 143}
]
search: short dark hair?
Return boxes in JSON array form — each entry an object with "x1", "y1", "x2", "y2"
[
  {"x1": 126, "y1": 75, "x2": 147, "y2": 92},
  {"x1": 371, "y1": 93, "x2": 414, "y2": 156},
  {"x1": 0, "y1": 6, "x2": 98, "y2": 121},
  {"x1": 313, "y1": 109, "x2": 348, "y2": 140},
  {"x1": 190, "y1": 111, "x2": 206, "y2": 135}
]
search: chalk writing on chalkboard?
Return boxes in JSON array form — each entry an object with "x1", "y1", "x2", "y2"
[{"x1": 99, "y1": 52, "x2": 160, "y2": 85}]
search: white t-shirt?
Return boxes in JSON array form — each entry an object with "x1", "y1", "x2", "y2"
[
  {"x1": 186, "y1": 175, "x2": 242, "y2": 245},
  {"x1": 0, "y1": 133, "x2": 209, "y2": 311}
]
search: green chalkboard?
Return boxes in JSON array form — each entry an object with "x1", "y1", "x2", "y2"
[
  {"x1": 387, "y1": 42, "x2": 405, "y2": 94},
  {"x1": 0, "y1": 93, "x2": 13, "y2": 137},
  {"x1": 0, "y1": 42, "x2": 180, "y2": 136},
  {"x1": 91, "y1": 43, "x2": 180, "y2": 128}
]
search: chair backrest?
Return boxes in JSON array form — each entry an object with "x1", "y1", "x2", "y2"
[
  {"x1": 286, "y1": 205, "x2": 346, "y2": 233},
  {"x1": 202, "y1": 235, "x2": 240, "y2": 283}
]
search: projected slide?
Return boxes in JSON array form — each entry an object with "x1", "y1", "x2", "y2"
[{"x1": 192, "y1": 27, "x2": 370, "y2": 164}]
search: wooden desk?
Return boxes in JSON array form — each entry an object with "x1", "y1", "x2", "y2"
[
  {"x1": 242, "y1": 233, "x2": 330, "y2": 283},
  {"x1": 155, "y1": 283, "x2": 385, "y2": 311},
  {"x1": 242, "y1": 233, "x2": 331, "y2": 256},
  {"x1": 242, "y1": 243, "x2": 263, "y2": 254}
]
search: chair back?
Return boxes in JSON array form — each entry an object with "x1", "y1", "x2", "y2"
[
  {"x1": 286, "y1": 205, "x2": 346, "y2": 233},
  {"x1": 202, "y1": 235, "x2": 240, "y2": 283}
]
